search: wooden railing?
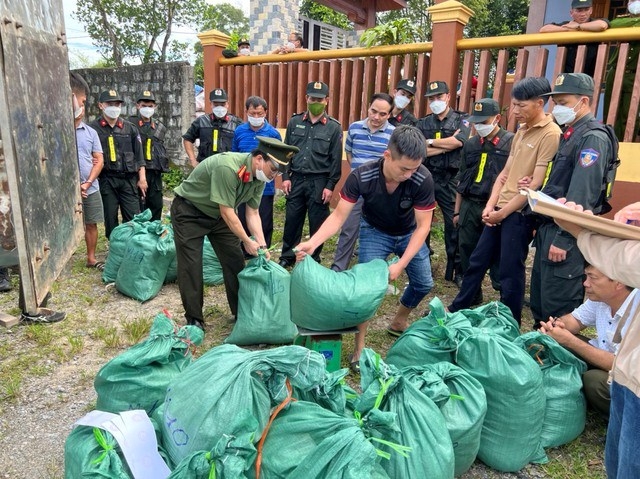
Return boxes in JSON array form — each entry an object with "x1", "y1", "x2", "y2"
[{"x1": 204, "y1": 27, "x2": 640, "y2": 141}]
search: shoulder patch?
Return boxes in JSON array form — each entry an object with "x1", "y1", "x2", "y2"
[
  {"x1": 580, "y1": 148, "x2": 600, "y2": 168},
  {"x1": 462, "y1": 119, "x2": 470, "y2": 128}
]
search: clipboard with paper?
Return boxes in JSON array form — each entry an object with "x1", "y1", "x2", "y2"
[{"x1": 523, "y1": 189, "x2": 640, "y2": 241}]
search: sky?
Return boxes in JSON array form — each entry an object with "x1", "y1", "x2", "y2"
[{"x1": 62, "y1": 0, "x2": 250, "y2": 67}]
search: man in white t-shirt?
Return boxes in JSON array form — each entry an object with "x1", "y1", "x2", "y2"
[{"x1": 540, "y1": 263, "x2": 639, "y2": 417}]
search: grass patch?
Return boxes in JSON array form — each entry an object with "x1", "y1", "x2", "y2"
[
  {"x1": 92, "y1": 325, "x2": 121, "y2": 349},
  {"x1": 24, "y1": 324, "x2": 55, "y2": 346},
  {"x1": 0, "y1": 374, "x2": 22, "y2": 402},
  {"x1": 122, "y1": 317, "x2": 152, "y2": 344}
]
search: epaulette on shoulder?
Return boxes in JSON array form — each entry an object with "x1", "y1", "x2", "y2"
[
  {"x1": 292, "y1": 111, "x2": 305, "y2": 118},
  {"x1": 327, "y1": 116, "x2": 342, "y2": 125}
]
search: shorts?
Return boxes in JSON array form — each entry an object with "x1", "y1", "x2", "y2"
[{"x1": 83, "y1": 190, "x2": 104, "y2": 224}]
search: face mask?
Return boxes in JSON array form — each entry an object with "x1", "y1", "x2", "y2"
[
  {"x1": 286, "y1": 42, "x2": 296, "y2": 50},
  {"x1": 429, "y1": 100, "x2": 447, "y2": 115},
  {"x1": 394, "y1": 95, "x2": 411, "y2": 110},
  {"x1": 212, "y1": 106, "x2": 228, "y2": 118},
  {"x1": 474, "y1": 121, "x2": 496, "y2": 138},
  {"x1": 255, "y1": 167, "x2": 272, "y2": 183},
  {"x1": 629, "y1": 1, "x2": 640, "y2": 14},
  {"x1": 104, "y1": 106, "x2": 121, "y2": 119},
  {"x1": 248, "y1": 116, "x2": 265, "y2": 128},
  {"x1": 552, "y1": 101, "x2": 581, "y2": 126},
  {"x1": 74, "y1": 105, "x2": 84, "y2": 119},
  {"x1": 139, "y1": 106, "x2": 155, "y2": 118},
  {"x1": 307, "y1": 102, "x2": 325, "y2": 116},
  {"x1": 239, "y1": 48, "x2": 250, "y2": 55}
]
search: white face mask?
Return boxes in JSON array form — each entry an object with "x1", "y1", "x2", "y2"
[
  {"x1": 629, "y1": 1, "x2": 640, "y2": 14},
  {"x1": 286, "y1": 42, "x2": 296, "y2": 50},
  {"x1": 74, "y1": 105, "x2": 84, "y2": 119},
  {"x1": 239, "y1": 48, "x2": 250, "y2": 55},
  {"x1": 248, "y1": 116, "x2": 265, "y2": 128},
  {"x1": 429, "y1": 100, "x2": 447, "y2": 115},
  {"x1": 255, "y1": 167, "x2": 272, "y2": 183},
  {"x1": 212, "y1": 106, "x2": 228, "y2": 118},
  {"x1": 474, "y1": 121, "x2": 496, "y2": 138},
  {"x1": 139, "y1": 106, "x2": 155, "y2": 118},
  {"x1": 394, "y1": 95, "x2": 411, "y2": 110},
  {"x1": 552, "y1": 101, "x2": 581, "y2": 126},
  {"x1": 103, "y1": 106, "x2": 121, "y2": 119}
]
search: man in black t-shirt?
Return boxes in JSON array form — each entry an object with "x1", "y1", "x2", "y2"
[{"x1": 295, "y1": 125, "x2": 436, "y2": 370}]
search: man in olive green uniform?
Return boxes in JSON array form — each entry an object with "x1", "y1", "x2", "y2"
[
  {"x1": 278, "y1": 81, "x2": 343, "y2": 267},
  {"x1": 455, "y1": 98, "x2": 513, "y2": 303},
  {"x1": 90, "y1": 89, "x2": 147, "y2": 239},
  {"x1": 129, "y1": 90, "x2": 168, "y2": 221},
  {"x1": 604, "y1": 2, "x2": 640, "y2": 141},
  {"x1": 532, "y1": 73, "x2": 616, "y2": 329},
  {"x1": 171, "y1": 137, "x2": 298, "y2": 330},
  {"x1": 416, "y1": 81, "x2": 471, "y2": 284},
  {"x1": 182, "y1": 88, "x2": 242, "y2": 168}
]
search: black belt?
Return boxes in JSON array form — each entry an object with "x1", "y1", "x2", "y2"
[
  {"x1": 291, "y1": 172, "x2": 327, "y2": 181},
  {"x1": 102, "y1": 171, "x2": 137, "y2": 178}
]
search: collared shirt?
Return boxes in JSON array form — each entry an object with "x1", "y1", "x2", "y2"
[
  {"x1": 497, "y1": 114, "x2": 561, "y2": 209},
  {"x1": 174, "y1": 152, "x2": 264, "y2": 219},
  {"x1": 416, "y1": 108, "x2": 471, "y2": 174},
  {"x1": 389, "y1": 108, "x2": 417, "y2": 127},
  {"x1": 232, "y1": 121, "x2": 282, "y2": 196},
  {"x1": 345, "y1": 119, "x2": 395, "y2": 170},
  {"x1": 75, "y1": 122, "x2": 103, "y2": 195},
  {"x1": 572, "y1": 289, "x2": 640, "y2": 353}
]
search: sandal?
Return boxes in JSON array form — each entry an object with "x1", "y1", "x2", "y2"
[
  {"x1": 86, "y1": 261, "x2": 105, "y2": 271},
  {"x1": 386, "y1": 327, "x2": 404, "y2": 338},
  {"x1": 349, "y1": 355, "x2": 360, "y2": 374}
]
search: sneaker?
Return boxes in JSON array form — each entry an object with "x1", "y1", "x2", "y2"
[{"x1": 20, "y1": 308, "x2": 66, "y2": 324}]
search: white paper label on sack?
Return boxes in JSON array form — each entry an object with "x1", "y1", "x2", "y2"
[{"x1": 74, "y1": 409, "x2": 171, "y2": 479}]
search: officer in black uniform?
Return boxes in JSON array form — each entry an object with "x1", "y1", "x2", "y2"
[
  {"x1": 389, "y1": 79, "x2": 417, "y2": 127},
  {"x1": 278, "y1": 81, "x2": 343, "y2": 267},
  {"x1": 182, "y1": 88, "x2": 242, "y2": 168},
  {"x1": 129, "y1": 90, "x2": 168, "y2": 221},
  {"x1": 455, "y1": 98, "x2": 513, "y2": 303},
  {"x1": 531, "y1": 73, "x2": 616, "y2": 328},
  {"x1": 416, "y1": 81, "x2": 471, "y2": 284},
  {"x1": 90, "y1": 89, "x2": 146, "y2": 239}
]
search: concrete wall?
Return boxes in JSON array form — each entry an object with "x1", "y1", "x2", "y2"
[{"x1": 73, "y1": 62, "x2": 194, "y2": 166}]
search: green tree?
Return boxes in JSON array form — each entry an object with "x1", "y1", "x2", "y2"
[
  {"x1": 300, "y1": 0, "x2": 353, "y2": 30},
  {"x1": 200, "y1": 3, "x2": 249, "y2": 36},
  {"x1": 74, "y1": 0, "x2": 206, "y2": 66}
]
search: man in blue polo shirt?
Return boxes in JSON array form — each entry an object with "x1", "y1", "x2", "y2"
[
  {"x1": 232, "y1": 96, "x2": 282, "y2": 253},
  {"x1": 331, "y1": 93, "x2": 395, "y2": 271}
]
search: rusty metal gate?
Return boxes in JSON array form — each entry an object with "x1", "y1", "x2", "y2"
[{"x1": 0, "y1": 0, "x2": 82, "y2": 314}]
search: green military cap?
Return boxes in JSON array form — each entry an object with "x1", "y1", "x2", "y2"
[
  {"x1": 306, "y1": 81, "x2": 329, "y2": 98},
  {"x1": 256, "y1": 136, "x2": 299, "y2": 172},
  {"x1": 137, "y1": 90, "x2": 156, "y2": 102},
  {"x1": 571, "y1": 0, "x2": 592, "y2": 8},
  {"x1": 396, "y1": 79, "x2": 417, "y2": 96},
  {"x1": 425, "y1": 81, "x2": 449, "y2": 97},
  {"x1": 541, "y1": 73, "x2": 595, "y2": 96},
  {"x1": 468, "y1": 98, "x2": 500, "y2": 123},
  {"x1": 98, "y1": 89, "x2": 123, "y2": 103}
]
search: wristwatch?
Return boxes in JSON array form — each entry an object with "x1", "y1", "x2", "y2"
[{"x1": 428, "y1": 139, "x2": 434, "y2": 147}]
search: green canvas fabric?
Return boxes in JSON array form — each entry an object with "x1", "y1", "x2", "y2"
[
  {"x1": 226, "y1": 251, "x2": 297, "y2": 345},
  {"x1": 514, "y1": 331, "x2": 588, "y2": 448},
  {"x1": 402, "y1": 362, "x2": 487, "y2": 477},
  {"x1": 293, "y1": 368, "x2": 349, "y2": 415},
  {"x1": 165, "y1": 236, "x2": 224, "y2": 285},
  {"x1": 458, "y1": 301, "x2": 520, "y2": 340},
  {"x1": 64, "y1": 426, "x2": 132, "y2": 479},
  {"x1": 94, "y1": 312, "x2": 203, "y2": 415},
  {"x1": 290, "y1": 256, "x2": 388, "y2": 330},
  {"x1": 102, "y1": 209, "x2": 152, "y2": 283}
]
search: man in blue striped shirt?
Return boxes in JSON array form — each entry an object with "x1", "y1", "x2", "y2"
[
  {"x1": 232, "y1": 96, "x2": 282, "y2": 253},
  {"x1": 332, "y1": 93, "x2": 395, "y2": 271}
]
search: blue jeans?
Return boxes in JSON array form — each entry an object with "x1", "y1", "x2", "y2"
[
  {"x1": 359, "y1": 220, "x2": 434, "y2": 309},
  {"x1": 606, "y1": 381, "x2": 640, "y2": 478}
]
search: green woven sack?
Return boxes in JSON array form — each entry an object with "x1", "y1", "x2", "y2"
[
  {"x1": 293, "y1": 368, "x2": 349, "y2": 414},
  {"x1": 386, "y1": 297, "x2": 474, "y2": 368},
  {"x1": 167, "y1": 412, "x2": 258, "y2": 479},
  {"x1": 226, "y1": 251, "x2": 297, "y2": 345},
  {"x1": 64, "y1": 426, "x2": 132, "y2": 479},
  {"x1": 514, "y1": 331, "x2": 588, "y2": 448},
  {"x1": 459, "y1": 301, "x2": 520, "y2": 340},
  {"x1": 94, "y1": 312, "x2": 203, "y2": 415},
  {"x1": 402, "y1": 362, "x2": 487, "y2": 477},
  {"x1": 251, "y1": 400, "x2": 391, "y2": 479},
  {"x1": 161, "y1": 344, "x2": 327, "y2": 466},
  {"x1": 115, "y1": 221, "x2": 175, "y2": 301},
  {"x1": 164, "y1": 237, "x2": 224, "y2": 285},
  {"x1": 355, "y1": 350, "x2": 455, "y2": 479},
  {"x1": 456, "y1": 328, "x2": 547, "y2": 472},
  {"x1": 290, "y1": 256, "x2": 389, "y2": 330},
  {"x1": 103, "y1": 209, "x2": 152, "y2": 283}
]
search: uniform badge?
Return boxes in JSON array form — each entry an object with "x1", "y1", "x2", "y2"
[
  {"x1": 314, "y1": 82, "x2": 322, "y2": 90},
  {"x1": 474, "y1": 103, "x2": 483, "y2": 111},
  {"x1": 429, "y1": 82, "x2": 438, "y2": 91},
  {"x1": 555, "y1": 75, "x2": 565, "y2": 86},
  {"x1": 109, "y1": 90, "x2": 117, "y2": 97},
  {"x1": 215, "y1": 89, "x2": 222, "y2": 96},
  {"x1": 143, "y1": 90, "x2": 151, "y2": 96},
  {"x1": 407, "y1": 80, "x2": 415, "y2": 87},
  {"x1": 135, "y1": 133, "x2": 142, "y2": 144},
  {"x1": 462, "y1": 119, "x2": 470, "y2": 127},
  {"x1": 580, "y1": 148, "x2": 600, "y2": 167}
]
